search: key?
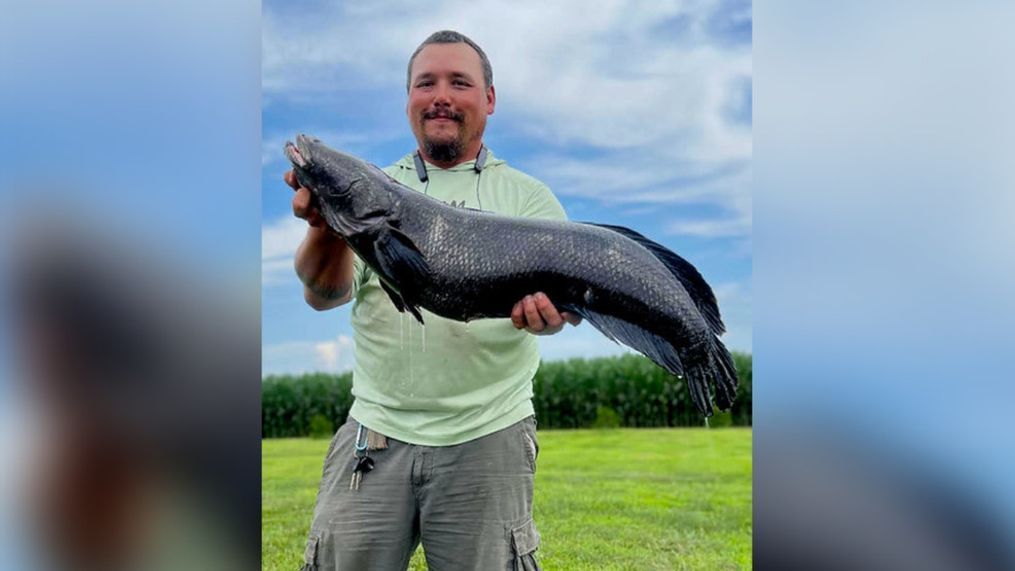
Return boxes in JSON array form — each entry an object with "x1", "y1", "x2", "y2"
[
  {"x1": 349, "y1": 455, "x2": 375, "y2": 491},
  {"x1": 356, "y1": 455, "x2": 375, "y2": 473}
]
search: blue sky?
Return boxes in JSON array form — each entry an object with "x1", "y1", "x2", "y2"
[{"x1": 262, "y1": 0, "x2": 752, "y2": 375}]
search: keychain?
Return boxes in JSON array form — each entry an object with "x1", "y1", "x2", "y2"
[{"x1": 349, "y1": 423, "x2": 375, "y2": 491}]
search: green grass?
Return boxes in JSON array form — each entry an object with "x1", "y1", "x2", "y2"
[{"x1": 263, "y1": 428, "x2": 751, "y2": 570}]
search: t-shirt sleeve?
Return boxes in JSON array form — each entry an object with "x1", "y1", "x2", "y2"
[{"x1": 519, "y1": 182, "x2": 568, "y2": 222}]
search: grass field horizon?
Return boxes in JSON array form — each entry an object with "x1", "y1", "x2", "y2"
[{"x1": 263, "y1": 427, "x2": 751, "y2": 570}]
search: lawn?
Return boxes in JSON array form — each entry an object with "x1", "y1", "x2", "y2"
[{"x1": 263, "y1": 427, "x2": 752, "y2": 570}]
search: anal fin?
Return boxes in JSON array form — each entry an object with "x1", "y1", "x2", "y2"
[
  {"x1": 561, "y1": 303, "x2": 735, "y2": 417},
  {"x1": 558, "y1": 304, "x2": 684, "y2": 376}
]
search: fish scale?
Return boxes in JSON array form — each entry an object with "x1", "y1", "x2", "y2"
[{"x1": 285, "y1": 134, "x2": 737, "y2": 416}]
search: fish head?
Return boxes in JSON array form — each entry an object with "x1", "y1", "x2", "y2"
[
  {"x1": 284, "y1": 134, "x2": 395, "y2": 236},
  {"x1": 284, "y1": 134, "x2": 367, "y2": 199}
]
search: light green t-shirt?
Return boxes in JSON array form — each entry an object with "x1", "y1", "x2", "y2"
[{"x1": 346, "y1": 149, "x2": 567, "y2": 446}]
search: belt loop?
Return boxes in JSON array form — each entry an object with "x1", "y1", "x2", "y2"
[{"x1": 366, "y1": 428, "x2": 388, "y2": 450}]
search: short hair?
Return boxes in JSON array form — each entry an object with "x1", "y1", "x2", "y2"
[{"x1": 406, "y1": 30, "x2": 493, "y2": 92}]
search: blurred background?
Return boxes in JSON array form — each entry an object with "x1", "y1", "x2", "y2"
[
  {"x1": 1, "y1": 1, "x2": 261, "y2": 569},
  {"x1": 755, "y1": 2, "x2": 1015, "y2": 569}
]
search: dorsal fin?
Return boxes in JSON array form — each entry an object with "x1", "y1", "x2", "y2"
[{"x1": 582, "y1": 222, "x2": 725, "y2": 335}]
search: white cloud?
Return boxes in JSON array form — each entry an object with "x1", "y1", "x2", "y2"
[
  {"x1": 262, "y1": 133, "x2": 291, "y2": 167},
  {"x1": 314, "y1": 334, "x2": 354, "y2": 371},
  {"x1": 711, "y1": 280, "x2": 752, "y2": 352},
  {"x1": 712, "y1": 281, "x2": 745, "y2": 304},
  {"x1": 262, "y1": 215, "x2": 305, "y2": 259},
  {"x1": 261, "y1": 216, "x2": 305, "y2": 286},
  {"x1": 262, "y1": 0, "x2": 751, "y2": 211},
  {"x1": 263, "y1": 334, "x2": 355, "y2": 375},
  {"x1": 667, "y1": 215, "x2": 751, "y2": 238}
]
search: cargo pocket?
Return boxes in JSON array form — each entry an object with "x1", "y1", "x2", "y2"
[
  {"x1": 521, "y1": 432, "x2": 538, "y2": 473},
  {"x1": 510, "y1": 518, "x2": 542, "y2": 571},
  {"x1": 300, "y1": 535, "x2": 319, "y2": 570},
  {"x1": 520, "y1": 417, "x2": 539, "y2": 473}
]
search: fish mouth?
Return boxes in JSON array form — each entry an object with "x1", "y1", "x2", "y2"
[{"x1": 285, "y1": 134, "x2": 317, "y2": 168}]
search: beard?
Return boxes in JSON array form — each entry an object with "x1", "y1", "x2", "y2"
[
  {"x1": 420, "y1": 107, "x2": 468, "y2": 163},
  {"x1": 423, "y1": 135, "x2": 464, "y2": 163}
]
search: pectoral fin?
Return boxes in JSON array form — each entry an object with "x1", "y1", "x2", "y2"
[
  {"x1": 374, "y1": 227, "x2": 429, "y2": 324},
  {"x1": 379, "y1": 279, "x2": 405, "y2": 313},
  {"x1": 379, "y1": 279, "x2": 425, "y2": 325}
]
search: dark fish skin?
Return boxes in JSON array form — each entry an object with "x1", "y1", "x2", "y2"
[{"x1": 285, "y1": 134, "x2": 737, "y2": 416}]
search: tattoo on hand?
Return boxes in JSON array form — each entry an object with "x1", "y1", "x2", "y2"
[
  {"x1": 311, "y1": 282, "x2": 349, "y2": 300},
  {"x1": 297, "y1": 268, "x2": 349, "y2": 301}
]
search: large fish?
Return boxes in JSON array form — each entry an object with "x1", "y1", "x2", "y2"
[{"x1": 285, "y1": 134, "x2": 737, "y2": 415}]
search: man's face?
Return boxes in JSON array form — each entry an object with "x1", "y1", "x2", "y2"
[{"x1": 407, "y1": 42, "x2": 495, "y2": 164}]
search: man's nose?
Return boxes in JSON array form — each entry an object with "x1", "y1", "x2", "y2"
[{"x1": 433, "y1": 81, "x2": 452, "y2": 104}]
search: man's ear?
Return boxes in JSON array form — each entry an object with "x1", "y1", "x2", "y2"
[{"x1": 487, "y1": 85, "x2": 496, "y2": 115}]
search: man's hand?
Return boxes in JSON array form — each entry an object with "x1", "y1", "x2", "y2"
[
  {"x1": 511, "y1": 292, "x2": 582, "y2": 335},
  {"x1": 285, "y1": 170, "x2": 355, "y2": 311},
  {"x1": 285, "y1": 170, "x2": 327, "y2": 229}
]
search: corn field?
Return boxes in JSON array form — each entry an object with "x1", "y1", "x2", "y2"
[{"x1": 262, "y1": 352, "x2": 752, "y2": 438}]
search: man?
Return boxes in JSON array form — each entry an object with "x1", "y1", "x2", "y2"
[{"x1": 286, "y1": 30, "x2": 578, "y2": 570}]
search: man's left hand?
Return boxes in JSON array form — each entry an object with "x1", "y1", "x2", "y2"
[{"x1": 511, "y1": 292, "x2": 583, "y2": 335}]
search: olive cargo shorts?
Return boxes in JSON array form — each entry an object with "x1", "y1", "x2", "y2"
[{"x1": 300, "y1": 416, "x2": 542, "y2": 570}]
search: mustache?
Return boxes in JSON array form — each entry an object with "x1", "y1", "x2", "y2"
[{"x1": 422, "y1": 108, "x2": 464, "y2": 122}]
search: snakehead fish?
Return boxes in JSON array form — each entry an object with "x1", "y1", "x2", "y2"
[{"x1": 285, "y1": 134, "x2": 737, "y2": 416}]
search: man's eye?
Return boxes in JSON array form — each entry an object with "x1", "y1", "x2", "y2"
[
  {"x1": 453, "y1": 80, "x2": 469, "y2": 87},
  {"x1": 416, "y1": 81, "x2": 433, "y2": 88}
]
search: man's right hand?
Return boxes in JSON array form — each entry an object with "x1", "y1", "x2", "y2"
[
  {"x1": 285, "y1": 170, "x2": 327, "y2": 229},
  {"x1": 285, "y1": 170, "x2": 356, "y2": 311}
]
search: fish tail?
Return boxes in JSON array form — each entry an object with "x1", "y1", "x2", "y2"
[
  {"x1": 711, "y1": 336, "x2": 739, "y2": 410},
  {"x1": 682, "y1": 336, "x2": 738, "y2": 416}
]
